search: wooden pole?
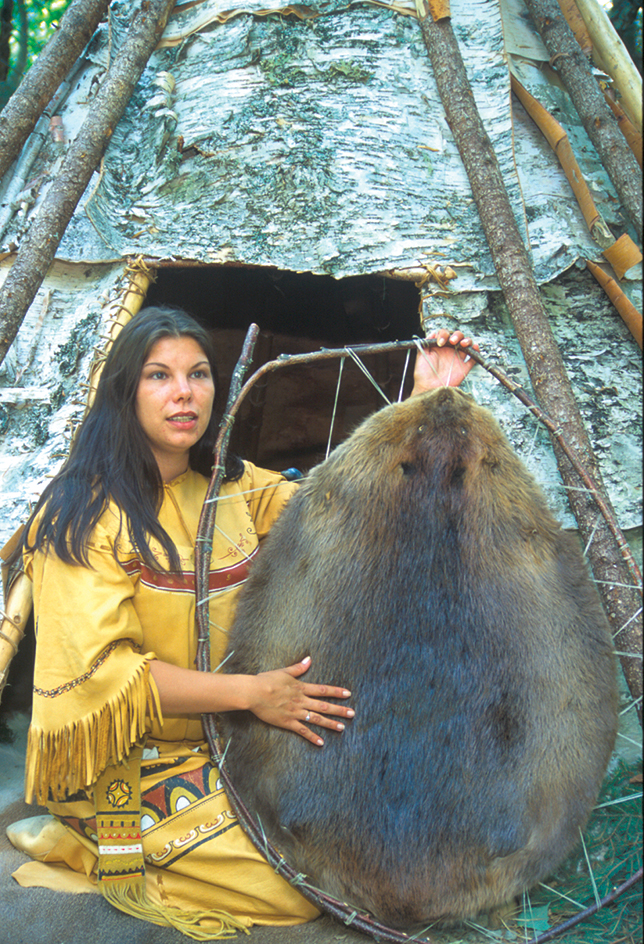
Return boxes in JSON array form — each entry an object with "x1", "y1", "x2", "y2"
[
  {"x1": 522, "y1": 0, "x2": 642, "y2": 235},
  {"x1": 0, "y1": 0, "x2": 176, "y2": 371},
  {"x1": 0, "y1": 0, "x2": 110, "y2": 183},
  {"x1": 418, "y1": 5, "x2": 642, "y2": 713},
  {"x1": 574, "y1": 0, "x2": 642, "y2": 133}
]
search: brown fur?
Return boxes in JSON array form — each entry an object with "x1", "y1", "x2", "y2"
[{"x1": 220, "y1": 387, "x2": 618, "y2": 925}]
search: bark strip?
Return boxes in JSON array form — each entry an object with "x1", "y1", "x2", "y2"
[
  {"x1": 419, "y1": 9, "x2": 642, "y2": 712},
  {"x1": 0, "y1": 0, "x2": 110, "y2": 183},
  {"x1": 0, "y1": 0, "x2": 176, "y2": 370},
  {"x1": 522, "y1": 0, "x2": 642, "y2": 235}
]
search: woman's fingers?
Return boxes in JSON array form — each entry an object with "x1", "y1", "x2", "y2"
[
  {"x1": 300, "y1": 689, "x2": 354, "y2": 719},
  {"x1": 254, "y1": 656, "x2": 355, "y2": 745},
  {"x1": 297, "y1": 709, "x2": 347, "y2": 747}
]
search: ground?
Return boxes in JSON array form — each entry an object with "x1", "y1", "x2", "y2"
[{"x1": 0, "y1": 711, "x2": 370, "y2": 944}]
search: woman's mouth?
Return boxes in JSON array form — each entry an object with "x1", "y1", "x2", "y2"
[{"x1": 168, "y1": 412, "x2": 198, "y2": 426}]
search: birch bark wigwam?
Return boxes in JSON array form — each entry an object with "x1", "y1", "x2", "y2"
[
  {"x1": 0, "y1": 0, "x2": 176, "y2": 371},
  {"x1": 417, "y1": 3, "x2": 642, "y2": 711}
]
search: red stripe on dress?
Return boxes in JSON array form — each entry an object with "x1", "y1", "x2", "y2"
[{"x1": 121, "y1": 546, "x2": 258, "y2": 594}]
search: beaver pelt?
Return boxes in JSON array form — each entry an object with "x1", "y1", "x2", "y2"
[{"x1": 220, "y1": 386, "x2": 618, "y2": 927}]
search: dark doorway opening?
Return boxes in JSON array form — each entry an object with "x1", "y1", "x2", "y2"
[
  {"x1": 145, "y1": 266, "x2": 421, "y2": 344},
  {"x1": 146, "y1": 266, "x2": 422, "y2": 473}
]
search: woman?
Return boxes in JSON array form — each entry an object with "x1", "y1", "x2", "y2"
[{"x1": 7, "y1": 306, "x2": 476, "y2": 939}]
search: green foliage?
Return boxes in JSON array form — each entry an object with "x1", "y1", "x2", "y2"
[
  {"x1": 11, "y1": 0, "x2": 72, "y2": 73},
  {"x1": 607, "y1": 0, "x2": 643, "y2": 68}
]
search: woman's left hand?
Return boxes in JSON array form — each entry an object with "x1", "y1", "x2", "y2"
[{"x1": 410, "y1": 329, "x2": 479, "y2": 396}]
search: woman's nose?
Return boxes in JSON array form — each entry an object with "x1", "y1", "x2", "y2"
[{"x1": 172, "y1": 374, "x2": 192, "y2": 400}]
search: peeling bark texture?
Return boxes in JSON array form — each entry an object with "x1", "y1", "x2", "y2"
[
  {"x1": 0, "y1": 0, "x2": 110, "y2": 182},
  {"x1": 419, "y1": 13, "x2": 642, "y2": 713},
  {"x1": 522, "y1": 0, "x2": 642, "y2": 236},
  {"x1": 0, "y1": 0, "x2": 176, "y2": 370}
]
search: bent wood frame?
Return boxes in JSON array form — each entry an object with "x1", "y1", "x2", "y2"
[{"x1": 195, "y1": 322, "x2": 642, "y2": 944}]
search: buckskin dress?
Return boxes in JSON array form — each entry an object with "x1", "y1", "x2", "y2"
[{"x1": 9, "y1": 463, "x2": 319, "y2": 938}]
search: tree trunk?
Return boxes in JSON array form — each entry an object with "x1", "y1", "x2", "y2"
[
  {"x1": 419, "y1": 9, "x2": 642, "y2": 713},
  {"x1": 0, "y1": 0, "x2": 109, "y2": 182},
  {"x1": 0, "y1": 0, "x2": 176, "y2": 369},
  {"x1": 574, "y1": 0, "x2": 642, "y2": 133},
  {"x1": 0, "y1": 0, "x2": 13, "y2": 84},
  {"x1": 522, "y1": 0, "x2": 642, "y2": 235}
]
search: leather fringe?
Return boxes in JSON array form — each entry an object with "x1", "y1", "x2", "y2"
[
  {"x1": 100, "y1": 883, "x2": 250, "y2": 941},
  {"x1": 24, "y1": 660, "x2": 162, "y2": 805}
]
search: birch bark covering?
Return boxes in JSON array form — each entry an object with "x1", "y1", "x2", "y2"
[
  {"x1": 75, "y1": 0, "x2": 624, "y2": 285},
  {"x1": 0, "y1": 0, "x2": 176, "y2": 370},
  {"x1": 0, "y1": 0, "x2": 110, "y2": 183}
]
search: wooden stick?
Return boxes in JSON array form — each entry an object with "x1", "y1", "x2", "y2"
[
  {"x1": 511, "y1": 76, "x2": 642, "y2": 339},
  {"x1": 556, "y1": 0, "x2": 593, "y2": 54},
  {"x1": 195, "y1": 323, "x2": 260, "y2": 675},
  {"x1": 587, "y1": 259, "x2": 643, "y2": 349},
  {"x1": 556, "y1": 1, "x2": 643, "y2": 164},
  {"x1": 602, "y1": 88, "x2": 642, "y2": 168},
  {"x1": 0, "y1": 531, "x2": 31, "y2": 703},
  {"x1": 0, "y1": 0, "x2": 176, "y2": 371},
  {"x1": 417, "y1": 4, "x2": 642, "y2": 712},
  {"x1": 511, "y1": 75, "x2": 612, "y2": 245},
  {"x1": 85, "y1": 258, "x2": 154, "y2": 410},
  {"x1": 0, "y1": 0, "x2": 109, "y2": 183},
  {"x1": 522, "y1": 0, "x2": 642, "y2": 235},
  {"x1": 574, "y1": 0, "x2": 642, "y2": 133}
]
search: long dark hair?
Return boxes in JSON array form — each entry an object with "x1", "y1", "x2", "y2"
[{"x1": 24, "y1": 305, "x2": 243, "y2": 572}]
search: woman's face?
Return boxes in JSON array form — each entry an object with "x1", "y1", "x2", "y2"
[{"x1": 135, "y1": 335, "x2": 215, "y2": 481}]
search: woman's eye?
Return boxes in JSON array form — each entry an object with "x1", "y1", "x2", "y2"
[{"x1": 192, "y1": 369, "x2": 210, "y2": 379}]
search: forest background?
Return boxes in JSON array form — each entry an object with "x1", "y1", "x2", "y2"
[{"x1": 0, "y1": 0, "x2": 641, "y2": 113}]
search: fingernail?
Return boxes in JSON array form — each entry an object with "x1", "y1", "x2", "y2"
[
  {"x1": 437, "y1": 337, "x2": 445, "y2": 346},
  {"x1": 336, "y1": 723, "x2": 345, "y2": 731},
  {"x1": 316, "y1": 738, "x2": 324, "y2": 746},
  {"x1": 302, "y1": 656, "x2": 311, "y2": 664},
  {"x1": 464, "y1": 355, "x2": 471, "y2": 363},
  {"x1": 347, "y1": 709, "x2": 355, "y2": 717},
  {"x1": 342, "y1": 690, "x2": 351, "y2": 697}
]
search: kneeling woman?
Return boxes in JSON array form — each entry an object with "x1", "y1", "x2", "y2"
[{"x1": 7, "y1": 306, "x2": 475, "y2": 938}]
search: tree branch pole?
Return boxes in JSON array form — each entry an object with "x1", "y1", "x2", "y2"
[
  {"x1": 0, "y1": 0, "x2": 109, "y2": 183},
  {"x1": 0, "y1": 0, "x2": 176, "y2": 371},
  {"x1": 574, "y1": 0, "x2": 642, "y2": 133},
  {"x1": 522, "y1": 0, "x2": 642, "y2": 236},
  {"x1": 418, "y1": 7, "x2": 642, "y2": 713}
]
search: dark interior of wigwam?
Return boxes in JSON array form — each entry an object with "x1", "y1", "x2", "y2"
[{"x1": 145, "y1": 265, "x2": 422, "y2": 474}]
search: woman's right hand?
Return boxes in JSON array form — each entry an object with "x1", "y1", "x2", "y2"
[
  {"x1": 242, "y1": 655, "x2": 355, "y2": 747},
  {"x1": 149, "y1": 656, "x2": 354, "y2": 746}
]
